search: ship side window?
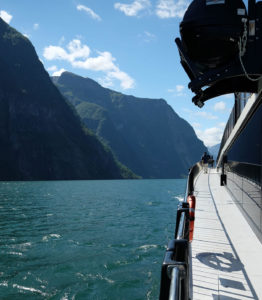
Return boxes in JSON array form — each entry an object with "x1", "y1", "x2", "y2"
[{"x1": 227, "y1": 102, "x2": 262, "y2": 166}]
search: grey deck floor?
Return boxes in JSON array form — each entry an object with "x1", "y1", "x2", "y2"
[{"x1": 192, "y1": 169, "x2": 262, "y2": 300}]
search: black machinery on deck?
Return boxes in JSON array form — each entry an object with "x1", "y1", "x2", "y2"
[{"x1": 175, "y1": 0, "x2": 262, "y2": 108}]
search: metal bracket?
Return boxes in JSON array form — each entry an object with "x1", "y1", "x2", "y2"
[{"x1": 175, "y1": 33, "x2": 262, "y2": 106}]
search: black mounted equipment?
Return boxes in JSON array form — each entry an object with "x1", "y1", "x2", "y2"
[{"x1": 175, "y1": 0, "x2": 262, "y2": 107}]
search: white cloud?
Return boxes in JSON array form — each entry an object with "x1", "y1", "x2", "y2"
[
  {"x1": 72, "y1": 51, "x2": 115, "y2": 71},
  {"x1": 156, "y1": 0, "x2": 189, "y2": 19},
  {"x1": 72, "y1": 51, "x2": 135, "y2": 89},
  {"x1": 97, "y1": 76, "x2": 114, "y2": 88},
  {"x1": 52, "y1": 68, "x2": 66, "y2": 77},
  {"x1": 218, "y1": 122, "x2": 226, "y2": 128},
  {"x1": 59, "y1": 36, "x2": 66, "y2": 46},
  {"x1": 214, "y1": 101, "x2": 226, "y2": 111},
  {"x1": 192, "y1": 122, "x2": 201, "y2": 129},
  {"x1": 114, "y1": 0, "x2": 151, "y2": 16},
  {"x1": 167, "y1": 85, "x2": 186, "y2": 97},
  {"x1": 23, "y1": 33, "x2": 30, "y2": 39},
  {"x1": 140, "y1": 31, "x2": 156, "y2": 42},
  {"x1": 182, "y1": 108, "x2": 191, "y2": 113},
  {"x1": 176, "y1": 84, "x2": 184, "y2": 92},
  {"x1": 47, "y1": 65, "x2": 58, "y2": 72},
  {"x1": 43, "y1": 39, "x2": 134, "y2": 90},
  {"x1": 195, "y1": 111, "x2": 218, "y2": 120},
  {"x1": 144, "y1": 31, "x2": 155, "y2": 38},
  {"x1": 67, "y1": 40, "x2": 91, "y2": 61},
  {"x1": 44, "y1": 46, "x2": 69, "y2": 61},
  {"x1": 77, "y1": 4, "x2": 101, "y2": 21},
  {"x1": 195, "y1": 127, "x2": 223, "y2": 147},
  {"x1": 33, "y1": 23, "x2": 39, "y2": 30},
  {"x1": 0, "y1": 10, "x2": 13, "y2": 24},
  {"x1": 43, "y1": 39, "x2": 91, "y2": 63},
  {"x1": 107, "y1": 68, "x2": 135, "y2": 89}
]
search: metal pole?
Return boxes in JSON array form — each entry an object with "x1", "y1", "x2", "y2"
[
  {"x1": 188, "y1": 243, "x2": 193, "y2": 300},
  {"x1": 177, "y1": 212, "x2": 185, "y2": 240},
  {"x1": 169, "y1": 267, "x2": 180, "y2": 300}
]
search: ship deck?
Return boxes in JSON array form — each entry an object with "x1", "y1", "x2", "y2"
[{"x1": 191, "y1": 168, "x2": 262, "y2": 300}]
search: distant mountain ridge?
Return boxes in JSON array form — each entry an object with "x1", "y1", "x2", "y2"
[
  {"x1": 208, "y1": 143, "x2": 220, "y2": 161},
  {"x1": 0, "y1": 18, "x2": 135, "y2": 180},
  {"x1": 53, "y1": 72, "x2": 207, "y2": 178}
]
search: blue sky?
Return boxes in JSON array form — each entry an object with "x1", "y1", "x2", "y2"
[{"x1": 0, "y1": 0, "x2": 244, "y2": 147}]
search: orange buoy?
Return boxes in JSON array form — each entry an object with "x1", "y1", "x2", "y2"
[{"x1": 187, "y1": 195, "x2": 196, "y2": 242}]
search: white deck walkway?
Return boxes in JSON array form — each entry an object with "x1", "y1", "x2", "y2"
[{"x1": 192, "y1": 169, "x2": 262, "y2": 300}]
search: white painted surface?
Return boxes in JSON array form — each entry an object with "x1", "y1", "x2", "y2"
[{"x1": 192, "y1": 169, "x2": 262, "y2": 300}]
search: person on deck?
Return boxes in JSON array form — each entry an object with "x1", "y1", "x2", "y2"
[
  {"x1": 201, "y1": 152, "x2": 210, "y2": 174},
  {"x1": 209, "y1": 155, "x2": 214, "y2": 168}
]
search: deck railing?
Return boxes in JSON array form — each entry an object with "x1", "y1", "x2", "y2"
[{"x1": 159, "y1": 162, "x2": 202, "y2": 300}]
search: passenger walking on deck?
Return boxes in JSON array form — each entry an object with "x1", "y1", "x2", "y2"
[{"x1": 201, "y1": 152, "x2": 210, "y2": 174}]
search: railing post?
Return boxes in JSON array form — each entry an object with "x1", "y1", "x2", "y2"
[
  {"x1": 159, "y1": 162, "x2": 201, "y2": 300},
  {"x1": 159, "y1": 239, "x2": 189, "y2": 300}
]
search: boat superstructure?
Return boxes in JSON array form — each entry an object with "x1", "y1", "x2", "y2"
[{"x1": 159, "y1": 0, "x2": 262, "y2": 299}]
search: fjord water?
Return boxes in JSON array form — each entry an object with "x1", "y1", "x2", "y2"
[{"x1": 0, "y1": 179, "x2": 186, "y2": 299}]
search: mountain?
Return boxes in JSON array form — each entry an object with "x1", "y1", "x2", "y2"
[
  {"x1": 208, "y1": 143, "x2": 220, "y2": 161},
  {"x1": 0, "y1": 18, "x2": 136, "y2": 180},
  {"x1": 53, "y1": 72, "x2": 207, "y2": 178}
]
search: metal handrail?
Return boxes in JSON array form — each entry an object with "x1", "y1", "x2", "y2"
[
  {"x1": 177, "y1": 212, "x2": 186, "y2": 240},
  {"x1": 169, "y1": 267, "x2": 181, "y2": 300},
  {"x1": 183, "y1": 173, "x2": 190, "y2": 202},
  {"x1": 159, "y1": 161, "x2": 202, "y2": 300}
]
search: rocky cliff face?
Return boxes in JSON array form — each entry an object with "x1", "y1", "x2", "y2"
[
  {"x1": 0, "y1": 18, "x2": 134, "y2": 180},
  {"x1": 54, "y1": 72, "x2": 207, "y2": 178}
]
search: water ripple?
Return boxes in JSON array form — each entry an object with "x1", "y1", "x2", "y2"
[{"x1": 0, "y1": 179, "x2": 186, "y2": 299}]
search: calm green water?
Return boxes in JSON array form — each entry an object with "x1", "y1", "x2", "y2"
[{"x1": 0, "y1": 179, "x2": 186, "y2": 300}]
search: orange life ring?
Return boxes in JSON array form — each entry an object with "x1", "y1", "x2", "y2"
[{"x1": 187, "y1": 195, "x2": 196, "y2": 242}]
